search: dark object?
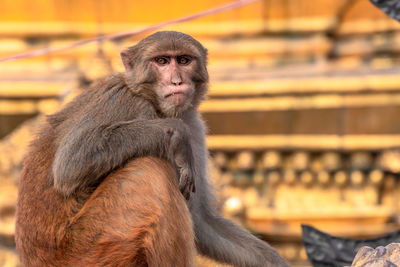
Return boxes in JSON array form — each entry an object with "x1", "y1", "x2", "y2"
[
  {"x1": 302, "y1": 224, "x2": 400, "y2": 267},
  {"x1": 370, "y1": 0, "x2": 400, "y2": 21}
]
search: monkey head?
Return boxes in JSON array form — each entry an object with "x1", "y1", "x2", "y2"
[{"x1": 121, "y1": 31, "x2": 209, "y2": 117}]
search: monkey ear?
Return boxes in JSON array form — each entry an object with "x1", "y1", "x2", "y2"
[{"x1": 120, "y1": 48, "x2": 134, "y2": 72}]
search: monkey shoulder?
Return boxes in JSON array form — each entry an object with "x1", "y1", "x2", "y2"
[
  {"x1": 47, "y1": 75, "x2": 161, "y2": 146},
  {"x1": 88, "y1": 73, "x2": 158, "y2": 118}
]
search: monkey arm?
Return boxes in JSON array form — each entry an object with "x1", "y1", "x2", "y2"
[
  {"x1": 192, "y1": 207, "x2": 290, "y2": 267},
  {"x1": 188, "y1": 171, "x2": 289, "y2": 267},
  {"x1": 189, "y1": 168, "x2": 289, "y2": 267},
  {"x1": 52, "y1": 117, "x2": 194, "y2": 197},
  {"x1": 184, "y1": 113, "x2": 289, "y2": 267}
]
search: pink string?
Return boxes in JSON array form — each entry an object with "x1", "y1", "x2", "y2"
[{"x1": 0, "y1": 0, "x2": 259, "y2": 63}]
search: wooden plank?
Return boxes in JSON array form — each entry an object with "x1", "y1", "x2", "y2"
[
  {"x1": 200, "y1": 93, "x2": 400, "y2": 112},
  {"x1": 263, "y1": 17, "x2": 334, "y2": 33},
  {"x1": 0, "y1": 59, "x2": 72, "y2": 75},
  {"x1": 0, "y1": 15, "x2": 396, "y2": 37},
  {"x1": 0, "y1": 100, "x2": 37, "y2": 114},
  {"x1": 247, "y1": 207, "x2": 396, "y2": 238},
  {"x1": 0, "y1": 0, "x2": 264, "y2": 23},
  {"x1": 344, "y1": 106, "x2": 400, "y2": 135},
  {"x1": 0, "y1": 20, "x2": 265, "y2": 38},
  {"x1": 334, "y1": 32, "x2": 400, "y2": 57},
  {"x1": 0, "y1": 35, "x2": 331, "y2": 62},
  {"x1": 2, "y1": 88, "x2": 400, "y2": 114},
  {"x1": 338, "y1": 19, "x2": 400, "y2": 35},
  {"x1": 0, "y1": 0, "x2": 396, "y2": 36},
  {"x1": 206, "y1": 135, "x2": 400, "y2": 150},
  {"x1": 203, "y1": 109, "x2": 340, "y2": 135},
  {"x1": 208, "y1": 73, "x2": 400, "y2": 96},
  {"x1": 0, "y1": 99, "x2": 60, "y2": 115},
  {"x1": 0, "y1": 114, "x2": 36, "y2": 138},
  {"x1": 207, "y1": 35, "x2": 331, "y2": 58},
  {"x1": 2, "y1": 18, "x2": 398, "y2": 37},
  {"x1": 0, "y1": 81, "x2": 67, "y2": 97},
  {"x1": 204, "y1": 106, "x2": 400, "y2": 136}
]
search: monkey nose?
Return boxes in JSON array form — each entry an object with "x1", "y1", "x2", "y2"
[
  {"x1": 172, "y1": 81, "x2": 183, "y2": 86},
  {"x1": 171, "y1": 75, "x2": 183, "y2": 86}
]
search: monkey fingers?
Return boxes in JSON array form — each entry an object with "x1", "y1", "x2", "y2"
[
  {"x1": 163, "y1": 119, "x2": 196, "y2": 199},
  {"x1": 175, "y1": 150, "x2": 196, "y2": 200},
  {"x1": 177, "y1": 161, "x2": 196, "y2": 200}
]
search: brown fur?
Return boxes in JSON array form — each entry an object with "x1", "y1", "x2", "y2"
[
  {"x1": 16, "y1": 152, "x2": 194, "y2": 266},
  {"x1": 16, "y1": 31, "x2": 289, "y2": 267}
]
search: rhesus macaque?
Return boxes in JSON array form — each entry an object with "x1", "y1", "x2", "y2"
[{"x1": 16, "y1": 31, "x2": 290, "y2": 267}]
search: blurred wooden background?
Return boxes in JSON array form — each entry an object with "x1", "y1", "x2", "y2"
[{"x1": 1, "y1": 0, "x2": 400, "y2": 266}]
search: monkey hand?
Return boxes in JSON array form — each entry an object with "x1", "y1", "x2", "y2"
[
  {"x1": 174, "y1": 151, "x2": 196, "y2": 200},
  {"x1": 165, "y1": 120, "x2": 196, "y2": 200}
]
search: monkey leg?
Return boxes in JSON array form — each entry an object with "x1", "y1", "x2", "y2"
[{"x1": 66, "y1": 157, "x2": 195, "y2": 267}]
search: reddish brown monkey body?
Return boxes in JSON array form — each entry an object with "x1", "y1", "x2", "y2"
[
  {"x1": 18, "y1": 152, "x2": 194, "y2": 266},
  {"x1": 16, "y1": 74, "x2": 195, "y2": 266},
  {"x1": 16, "y1": 31, "x2": 289, "y2": 267}
]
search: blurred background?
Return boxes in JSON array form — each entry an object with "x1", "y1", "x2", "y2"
[{"x1": 1, "y1": 0, "x2": 400, "y2": 266}]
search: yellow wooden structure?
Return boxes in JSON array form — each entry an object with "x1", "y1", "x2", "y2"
[
  {"x1": 1, "y1": 1, "x2": 400, "y2": 266},
  {"x1": 0, "y1": 0, "x2": 398, "y2": 36}
]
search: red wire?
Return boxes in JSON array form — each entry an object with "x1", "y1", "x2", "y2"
[{"x1": 0, "y1": 0, "x2": 259, "y2": 63}]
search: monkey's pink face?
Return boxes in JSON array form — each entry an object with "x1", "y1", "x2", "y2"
[{"x1": 151, "y1": 53, "x2": 197, "y2": 108}]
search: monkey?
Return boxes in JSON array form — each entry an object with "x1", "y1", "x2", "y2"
[{"x1": 15, "y1": 31, "x2": 290, "y2": 267}]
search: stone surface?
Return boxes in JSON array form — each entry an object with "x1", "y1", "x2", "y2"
[{"x1": 351, "y1": 243, "x2": 400, "y2": 267}]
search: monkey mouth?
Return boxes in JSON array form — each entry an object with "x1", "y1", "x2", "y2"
[
  {"x1": 164, "y1": 90, "x2": 189, "y2": 106},
  {"x1": 164, "y1": 90, "x2": 186, "y2": 98}
]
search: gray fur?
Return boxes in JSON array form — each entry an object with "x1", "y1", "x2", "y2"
[
  {"x1": 183, "y1": 111, "x2": 290, "y2": 267},
  {"x1": 51, "y1": 31, "x2": 290, "y2": 266}
]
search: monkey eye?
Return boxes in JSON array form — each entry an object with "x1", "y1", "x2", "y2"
[
  {"x1": 154, "y1": 56, "x2": 169, "y2": 65},
  {"x1": 177, "y1": 55, "x2": 192, "y2": 65}
]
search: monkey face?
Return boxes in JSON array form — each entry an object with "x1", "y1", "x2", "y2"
[
  {"x1": 151, "y1": 53, "x2": 196, "y2": 113},
  {"x1": 121, "y1": 31, "x2": 209, "y2": 117}
]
